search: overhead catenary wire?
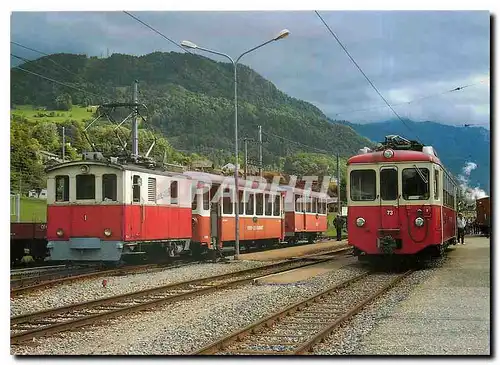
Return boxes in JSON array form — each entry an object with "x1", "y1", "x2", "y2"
[
  {"x1": 11, "y1": 41, "x2": 86, "y2": 81},
  {"x1": 332, "y1": 78, "x2": 490, "y2": 117},
  {"x1": 12, "y1": 63, "x2": 104, "y2": 100},
  {"x1": 10, "y1": 47, "x2": 110, "y2": 103},
  {"x1": 123, "y1": 11, "x2": 193, "y2": 54},
  {"x1": 314, "y1": 10, "x2": 421, "y2": 143}
]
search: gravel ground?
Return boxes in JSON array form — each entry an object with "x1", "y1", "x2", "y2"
[
  {"x1": 10, "y1": 259, "x2": 273, "y2": 317},
  {"x1": 312, "y1": 262, "x2": 442, "y2": 355},
  {"x1": 11, "y1": 258, "x2": 364, "y2": 355}
]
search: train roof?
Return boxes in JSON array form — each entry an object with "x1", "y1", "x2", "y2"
[{"x1": 348, "y1": 149, "x2": 442, "y2": 165}]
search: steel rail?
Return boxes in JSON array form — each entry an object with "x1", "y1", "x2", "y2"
[
  {"x1": 10, "y1": 247, "x2": 352, "y2": 345},
  {"x1": 194, "y1": 269, "x2": 413, "y2": 355}
]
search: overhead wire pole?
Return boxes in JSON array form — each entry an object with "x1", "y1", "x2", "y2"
[
  {"x1": 258, "y1": 125, "x2": 263, "y2": 178},
  {"x1": 132, "y1": 80, "x2": 139, "y2": 159}
]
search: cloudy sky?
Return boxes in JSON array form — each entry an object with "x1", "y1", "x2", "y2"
[{"x1": 10, "y1": 11, "x2": 490, "y2": 127}]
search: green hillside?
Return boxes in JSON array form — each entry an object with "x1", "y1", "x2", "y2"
[{"x1": 11, "y1": 52, "x2": 373, "y2": 166}]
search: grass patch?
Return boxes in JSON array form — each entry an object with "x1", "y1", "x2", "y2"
[
  {"x1": 10, "y1": 197, "x2": 47, "y2": 223},
  {"x1": 11, "y1": 105, "x2": 95, "y2": 123}
]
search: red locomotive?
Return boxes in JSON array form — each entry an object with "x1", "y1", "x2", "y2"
[
  {"x1": 347, "y1": 135, "x2": 458, "y2": 259},
  {"x1": 476, "y1": 196, "x2": 490, "y2": 236},
  {"x1": 44, "y1": 153, "x2": 331, "y2": 264}
]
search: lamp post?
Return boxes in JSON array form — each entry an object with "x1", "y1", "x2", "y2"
[{"x1": 181, "y1": 29, "x2": 290, "y2": 260}]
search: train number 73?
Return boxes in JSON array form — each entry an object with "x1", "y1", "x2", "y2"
[{"x1": 386, "y1": 210, "x2": 394, "y2": 216}]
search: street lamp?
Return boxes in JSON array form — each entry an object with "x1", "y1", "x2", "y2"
[{"x1": 181, "y1": 29, "x2": 290, "y2": 260}]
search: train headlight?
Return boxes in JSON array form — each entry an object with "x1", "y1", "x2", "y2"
[
  {"x1": 356, "y1": 217, "x2": 366, "y2": 227},
  {"x1": 104, "y1": 228, "x2": 112, "y2": 237},
  {"x1": 383, "y1": 149, "x2": 394, "y2": 158},
  {"x1": 414, "y1": 217, "x2": 424, "y2": 227},
  {"x1": 56, "y1": 228, "x2": 64, "y2": 237}
]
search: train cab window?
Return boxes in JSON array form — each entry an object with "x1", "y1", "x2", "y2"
[
  {"x1": 76, "y1": 174, "x2": 95, "y2": 200},
  {"x1": 380, "y1": 168, "x2": 398, "y2": 201},
  {"x1": 434, "y1": 169, "x2": 440, "y2": 200},
  {"x1": 311, "y1": 198, "x2": 316, "y2": 213},
  {"x1": 170, "y1": 181, "x2": 178, "y2": 204},
  {"x1": 350, "y1": 170, "x2": 376, "y2": 201},
  {"x1": 256, "y1": 193, "x2": 264, "y2": 216},
  {"x1": 402, "y1": 168, "x2": 429, "y2": 200},
  {"x1": 55, "y1": 175, "x2": 69, "y2": 202},
  {"x1": 148, "y1": 178, "x2": 157, "y2": 203},
  {"x1": 203, "y1": 191, "x2": 210, "y2": 210},
  {"x1": 102, "y1": 174, "x2": 117, "y2": 201},
  {"x1": 318, "y1": 199, "x2": 323, "y2": 214},
  {"x1": 274, "y1": 195, "x2": 281, "y2": 216},
  {"x1": 132, "y1": 175, "x2": 141, "y2": 203},
  {"x1": 246, "y1": 193, "x2": 254, "y2": 215},
  {"x1": 265, "y1": 194, "x2": 273, "y2": 216}
]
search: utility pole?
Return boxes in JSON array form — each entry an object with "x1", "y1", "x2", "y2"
[
  {"x1": 62, "y1": 126, "x2": 66, "y2": 162},
  {"x1": 132, "y1": 80, "x2": 139, "y2": 160},
  {"x1": 17, "y1": 168, "x2": 21, "y2": 222},
  {"x1": 336, "y1": 153, "x2": 341, "y2": 214},
  {"x1": 258, "y1": 125, "x2": 263, "y2": 178},
  {"x1": 244, "y1": 138, "x2": 248, "y2": 180}
]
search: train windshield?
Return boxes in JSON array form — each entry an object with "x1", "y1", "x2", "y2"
[
  {"x1": 350, "y1": 169, "x2": 376, "y2": 201},
  {"x1": 380, "y1": 167, "x2": 398, "y2": 200},
  {"x1": 402, "y1": 168, "x2": 430, "y2": 200}
]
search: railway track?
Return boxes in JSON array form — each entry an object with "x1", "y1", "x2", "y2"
[
  {"x1": 194, "y1": 269, "x2": 413, "y2": 355},
  {"x1": 10, "y1": 260, "x2": 207, "y2": 295},
  {"x1": 10, "y1": 246, "x2": 352, "y2": 345}
]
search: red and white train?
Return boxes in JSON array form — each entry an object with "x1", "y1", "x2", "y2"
[
  {"x1": 347, "y1": 135, "x2": 458, "y2": 259},
  {"x1": 45, "y1": 152, "x2": 331, "y2": 263}
]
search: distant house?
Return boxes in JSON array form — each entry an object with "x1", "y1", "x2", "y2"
[
  {"x1": 221, "y1": 163, "x2": 243, "y2": 176},
  {"x1": 28, "y1": 189, "x2": 48, "y2": 199},
  {"x1": 37, "y1": 150, "x2": 62, "y2": 165},
  {"x1": 191, "y1": 159, "x2": 214, "y2": 171}
]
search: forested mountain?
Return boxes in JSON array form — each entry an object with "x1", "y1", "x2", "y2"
[
  {"x1": 11, "y1": 51, "x2": 373, "y2": 169},
  {"x1": 336, "y1": 118, "x2": 490, "y2": 193}
]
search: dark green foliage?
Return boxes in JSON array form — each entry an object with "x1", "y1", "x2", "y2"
[{"x1": 11, "y1": 51, "x2": 374, "y2": 171}]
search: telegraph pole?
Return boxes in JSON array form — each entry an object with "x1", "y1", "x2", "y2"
[
  {"x1": 336, "y1": 153, "x2": 341, "y2": 214},
  {"x1": 258, "y1": 125, "x2": 263, "y2": 178},
  {"x1": 132, "y1": 80, "x2": 139, "y2": 159},
  {"x1": 62, "y1": 126, "x2": 66, "y2": 162}
]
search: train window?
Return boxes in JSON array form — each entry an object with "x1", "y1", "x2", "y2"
[
  {"x1": 223, "y1": 195, "x2": 233, "y2": 214},
  {"x1": 102, "y1": 174, "x2": 117, "y2": 201},
  {"x1": 238, "y1": 191, "x2": 245, "y2": 214},
  {"x1": 274, "y1": 195, "x2": 281, "y2": 216},
  {"x1": 295, "y1": 194, "x2": 301, "y2": 212},
  {"x1": 402, "y1": 168, "x2": 429, "y2": 200},
  {"x1": 76, "y1": 174, "x2": 95, "y2": 200},
  {"x1": 434, "y1": 169, "x2": 439, "y2": 200},
  {"x1": 265, "y1": 194, "x2": 273, "y2": 216},
  {"x1": 170, "y1": 181, "x2": 178, "y2": 204},
  {"x1": 55, "y1": 175, "x2": 69, "y2": 202},
  {"x1": 350, "y1": 170, "x2": 376, "y2": 201},
  {"x1": 380, "y1": 168, "x2": 398, "y2": 201},
  {"x1": 192, "y1": 192, "x2": 198, "y2": 210},
  {"x1": 132, "y1": 175, "x2": 141, "y2": 202},
  {"x1": 246, "y1": 193, "x2": 254, "y2": 215},
  {"x1": 256, "y1": 193, "x2": 264, "y2": 216},
  {"x1": 311, "y1": 197, "x2": 317, "y2": 213},
  {"x1": 318, "y1": 199, "x2": 324, "y2": 214},
  {"x1": 148, "y1": 178, "x2": 157, "y2": 203},
  {"x1": 203, "y1": 191, "x2": 210, "y2": 210}
]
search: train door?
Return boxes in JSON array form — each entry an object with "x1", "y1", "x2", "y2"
[
  {"x1": 209, "y1": 186, "x2": 220, "y2": 248},
  {"x1": 130, "y1": 174, "x2": 143, "y2": 239},
  {"x1": 378, "y1": 166, "x2": 401, "y2": 231}
]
